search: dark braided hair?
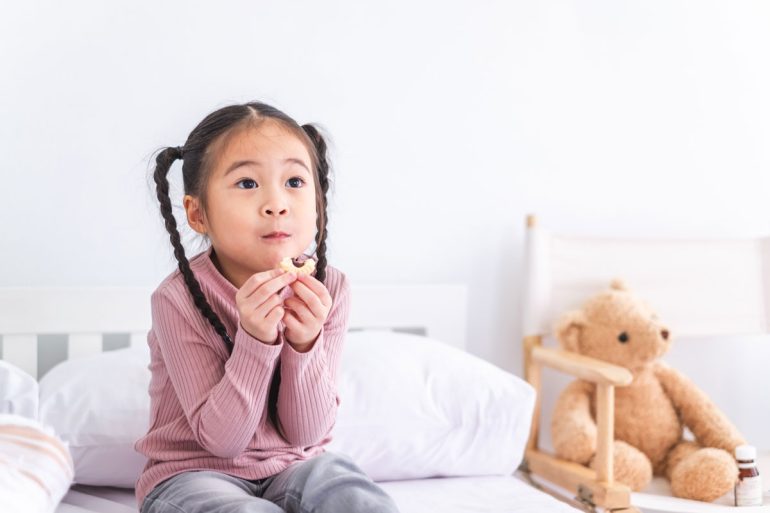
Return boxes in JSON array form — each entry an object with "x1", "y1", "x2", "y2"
[
  {"x1": 151, "y1": 102, "x2": 332, "y2": 353},
  {"x1": 301, "y1": 123, "x2": 330, "y2": 283}
]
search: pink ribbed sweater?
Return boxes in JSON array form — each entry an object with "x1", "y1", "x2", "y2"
[{"x1": 133, "y1": 247, "x2": 350, "y2": 508}]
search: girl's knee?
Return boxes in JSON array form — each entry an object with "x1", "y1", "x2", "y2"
[
  {"x1": 328, "y1": 485, "x2": 400, "y2": 513},
  {"x1": 297, "y1": 454, "x2": 399, "y2": 512}
]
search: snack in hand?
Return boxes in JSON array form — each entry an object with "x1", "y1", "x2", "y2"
[{"x1": 279, "y1": 256, "x2": 316, "y2": 275}]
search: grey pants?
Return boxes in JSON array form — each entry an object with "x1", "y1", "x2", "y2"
[{"x1": 141, "y1": 451, "x2": 400, "y2": 513}]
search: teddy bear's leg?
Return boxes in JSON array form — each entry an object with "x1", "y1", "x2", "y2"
[
  {"x1": 552, "y1": 381, "x2": 596, "y2": 464},
  {"x1": 660, "y1": 440, "x2": 699, "y2": 479},
  {"x1": 590, "y1": 440, "x2": 652, "y2": 491},
  {"x1": 665, "y1": 441, "x2": 737, "y2": 502}
]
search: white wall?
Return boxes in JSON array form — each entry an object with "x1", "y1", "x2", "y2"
[{"x1": 2, "y1": 1, "x2": 769, "y2": 376}]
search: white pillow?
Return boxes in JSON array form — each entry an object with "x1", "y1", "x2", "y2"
[
  {"x1": 38, "y1": 346, "x2": 151, "y2": 487},
  {"x1": 330, "y1": 331, "x2": 535, "y2": 480},
  {"x1": 0, "y1": 360, "x2": 38, "y2": 419},
  {"x1": 38, "y1": 332, "x2": 535, "y2": 487}
]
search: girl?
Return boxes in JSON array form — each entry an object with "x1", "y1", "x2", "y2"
[{"x1": 134, "y1": 102, "x2": 400, "y2": 513}]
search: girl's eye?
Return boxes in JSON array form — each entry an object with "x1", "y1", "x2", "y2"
[
  {"x1": 236, "y1": 179, "x2": 258, "y2": 189},
  {"x1": 287, "y1": 177, "x2": 305, "y2": 188}
]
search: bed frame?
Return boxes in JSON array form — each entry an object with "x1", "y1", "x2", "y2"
[{"x1": 0, "y1": 284, "x2": 468, "y2": 380}]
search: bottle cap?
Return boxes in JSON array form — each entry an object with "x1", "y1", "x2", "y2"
[{"x1": 735, "y1": 444, "x2": 757, "y2": 461}]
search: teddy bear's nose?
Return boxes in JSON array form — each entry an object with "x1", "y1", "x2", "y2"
[{"x1": 661, "y1": 329, "x2": 669, "y2": 340}]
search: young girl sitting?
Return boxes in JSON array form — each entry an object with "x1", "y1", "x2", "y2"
[{"x1": 134, "y1": 102, "x2": 400, "y2": 513}]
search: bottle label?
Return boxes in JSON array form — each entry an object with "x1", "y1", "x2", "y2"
[{"x1": 735, "y1": 475, "x2": 763, "y2": 506}]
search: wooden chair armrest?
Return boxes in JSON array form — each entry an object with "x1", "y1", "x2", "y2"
[{"x1": 531, "y1": 346, "x2": 632, "y2": 386}]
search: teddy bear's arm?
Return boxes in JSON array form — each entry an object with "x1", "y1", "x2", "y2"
[
  {"x1": 654, "y1": 363, "x2": 745, "y2": 452},
  {"x1": 551, "y1": 380, "x2": 597, "y2": 465}
]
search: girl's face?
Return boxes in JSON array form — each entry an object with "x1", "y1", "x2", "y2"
[{"x1": 184, "y1": 120, "x2": 317, "y2": 288}]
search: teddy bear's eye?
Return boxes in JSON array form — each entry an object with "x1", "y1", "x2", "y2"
[{"x1": 618, "y1": 332, "x2": 630, "y2": 343}]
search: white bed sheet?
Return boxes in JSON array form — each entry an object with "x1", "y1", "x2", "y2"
[{"x1": 56, "y1": 475, "x2": 580, "y2": 513}]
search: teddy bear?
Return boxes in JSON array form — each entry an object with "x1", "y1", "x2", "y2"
[{"x1": 551, "y1": 279, "x2": 746, "y2": 502}]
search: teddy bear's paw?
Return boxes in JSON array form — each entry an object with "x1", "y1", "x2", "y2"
[
  {"x1": 590, "y1": 440, "x2": 652, "y2": 491},
  {"x1": 670, "y1": 448, "x2": 738, "y2": 502},
  {"x1": 552, "y1": 408, "x2": 597, "y2": 465},
  {"x1": 553, "y1": 427, "x2": 596, "y2": 465}
]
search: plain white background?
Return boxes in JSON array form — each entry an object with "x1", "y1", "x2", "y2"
[{"x1": 2, "y1": 1, "x2": 769, "y2": 377}]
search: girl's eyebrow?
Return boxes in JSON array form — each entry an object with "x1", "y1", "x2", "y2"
[{"x1": 223, "y1": 158, "x2": 310, "y2": 176}]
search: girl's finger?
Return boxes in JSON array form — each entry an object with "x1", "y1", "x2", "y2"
[
  {"x1": 243, "y1": 271, "x2": 296, "y2": 306},
  {"x1": 240, "y1": 288, "x2": 277, "y2": 315},
  {"x1": 284, "y1": 297, "x2": 314, "y2": 324},
  {"x1": 236, "y1": 268, "x2": 284, "y2": 302},
  {"x1": 249, "y1": 293, "x2": 283, "y2": 320},
  {"x1": 266, "y1": 304, "x2": 285, "y2": 324},
  {"x1": 296, "y1": 274, "x2": 332, "y2": 308},
  {"x1": 282, "y1": 309, "x2": 301, "y2": 329},
  {"x1": 290, "y1": 280, "x2": 325, "y2": 315}
]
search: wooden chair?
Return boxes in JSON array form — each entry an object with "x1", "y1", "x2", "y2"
[{"x1": 519, "y1": 214, "x2": 770, "y2": 512}]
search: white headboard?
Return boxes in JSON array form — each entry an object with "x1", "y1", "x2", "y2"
[{"x1": 0, "y1": 284, "x2": 467, "y2": 379}]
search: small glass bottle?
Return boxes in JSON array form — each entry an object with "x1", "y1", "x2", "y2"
[{"x1": 735, "y1": 444, "x2": 763, "y2": 507}]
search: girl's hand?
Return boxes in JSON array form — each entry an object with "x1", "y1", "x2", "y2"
[
  {"x1": 236, "y1": 269, "x2": 297, "y2": 344},
  {"x1": 283, "y1": 273, "x2": 333, "y2": 351}
]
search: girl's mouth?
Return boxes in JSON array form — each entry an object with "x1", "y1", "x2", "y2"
[{"x1": 262, "y1": 231, "x2": 291, "y2": 240}]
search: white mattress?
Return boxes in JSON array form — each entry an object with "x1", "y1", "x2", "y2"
[{"x1": 56, "y1": 475, "x2": 580, "y2": 513}]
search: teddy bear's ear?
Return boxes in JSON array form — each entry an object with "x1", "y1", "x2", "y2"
[
  {"x1": 610, "y1": 278, "x2": 628, "y2": 291},
  {"x1": 555, "y1": 310, "x2": 587, "y2": 352}
]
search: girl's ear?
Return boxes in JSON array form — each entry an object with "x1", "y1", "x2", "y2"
[
  {"x1": 183, "y1": 195, "x2": 207, "y2": 234},
  {"x1": 555, "y1": 310, "x2": 587, "y2": 352}
]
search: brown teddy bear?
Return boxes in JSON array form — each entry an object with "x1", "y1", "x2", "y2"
[{"x1": 551, "y1": 280, "x2": 746, "y2": 502}]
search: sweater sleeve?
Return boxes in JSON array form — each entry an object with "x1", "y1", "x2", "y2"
[
  {"x1": 275, "y1": 271, "x2": 351, "y2": 447},
  {"x1": 151, "y1": 289, "x2": 282, "y2": 458}
]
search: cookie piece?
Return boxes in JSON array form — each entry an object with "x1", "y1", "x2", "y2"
[{"x1": 279, "y1": 256, "x2": 316, "y2": 275}]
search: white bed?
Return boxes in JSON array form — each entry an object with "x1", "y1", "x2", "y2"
[
  {"x1": 0, "y1": 284, "x2": 580, "y2": 513},
  {"x1": 58, "y1": 475, "x2": 575, "y2": 513}
]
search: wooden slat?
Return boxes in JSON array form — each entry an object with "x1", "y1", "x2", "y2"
[
  {"x1": 67, "y1": 334, "x2": 103, "y2": 360},
  {"x1": 2, "y1": 335, "x2": 38, "y2": 379},
  {"x1": 129, "y1": 331, "x2": 148, "y2": 349},
  {"x1": 525, "y1": 449, "x2": 631, "y2": 510},
  {"x1": 523, "y1": 335, "x2": 543, "y2": 450},
  {"x1": 595, "y1": 383, "x2": 615, "y2": 484},
  {"x1": 532, "y1": 346, "x2": 633, "y2": 386}
]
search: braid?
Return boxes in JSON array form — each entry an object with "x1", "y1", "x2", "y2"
[
  {"x1": 302, "y1": 124, "x2": 330, "y2": 283},
  {"x1": 153, "y1": 147, "x2": 234, "y2": 352}
]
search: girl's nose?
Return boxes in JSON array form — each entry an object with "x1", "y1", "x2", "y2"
[
  {"x1": 264, "y1": 207, "x2": 288, "y2": 216},
  {"x1": 263, "y1": 205, "x2": 288, "y2": 216},
  {"x1": 262, "y1": 190, "x2": 289, "y2": 216}
]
